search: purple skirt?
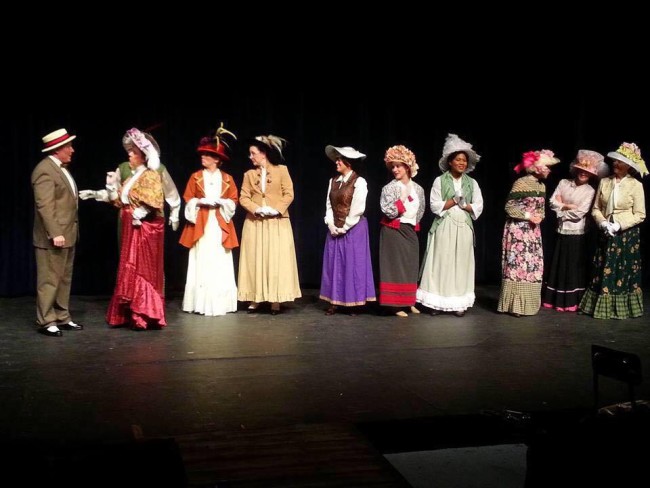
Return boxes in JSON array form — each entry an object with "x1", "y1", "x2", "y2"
[{"x1": 319, "y1": 217, "x2": 376, "y2": 306}]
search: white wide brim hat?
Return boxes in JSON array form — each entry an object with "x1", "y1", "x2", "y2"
[
  {"x1": 608, "y1": 151, "x2": 643, "y2": 175},
  {"x1": 438, "y1": 133, "x2": 480, "y2": 173},
  {"x1": 325, "y1": 145, "x2": 366, "y2": 162}
]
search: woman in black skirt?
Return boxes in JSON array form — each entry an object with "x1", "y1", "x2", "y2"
[
  {"x1": 543, "y1": 150, "x2": 608, "y2": 312},
  {"x1": 379, "y1": 145, "x2": 425, "y2": 317}
]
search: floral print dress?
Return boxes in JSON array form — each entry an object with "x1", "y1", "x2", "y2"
[{"x1": 498, "y1": 175, "x2": 546, "y2": 316}]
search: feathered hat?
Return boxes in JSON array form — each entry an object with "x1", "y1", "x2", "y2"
[
  {"x1": 570, "y1": 149, "x2": 609, "y2": 178},
  {"x1": 122, "y1": 128, "x2": 161, "y2": 170},
  {"x1": 197, "y1": 122, "x2": 237, "y2": 162},
  {"x1": 607, "y1": 142, "x2": 648, "y2": 177},
  {"x1": 438, "y1": 133, "x2": 480, "y2": 173},
  {"x1": 250, "y1": 135, "x2": 287, "y2": 165},
  {"x1": 384, "y1": 145, "x2": 418, "y2": 177},
  {"x1": 513, "y1": 149, "x2": 559, "y2": 174}
]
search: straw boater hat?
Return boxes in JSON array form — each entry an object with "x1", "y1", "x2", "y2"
[
  {"x1": 607, "y1": 142, "x2": 648, "y2": 177},
  {"x1": 384, "y1": 145, "x2": 418, "y2": 177},
  {"x1": 122, "y1": 127, "x2": 161, "y2": 170},
  {"x1": 197, "y1": 122, "x2": 237, "y2": 162},
  {"x1": 438, "y1": 133, "x2": 480, "y2": 173},
  {"x1": 249, "y1": 135, "x2": 287, "y2": 165},
  {"x1": 513, "y1": 149, "x2": 560, "y2": 174},
  {"x1": 325, "y1": 145, "x2": 366, "y2": 162},
  {"x1": 570, "y1": 149, "x2": 609, "y2": 178},
  {"x1": 41, "y1": 128, "x2": 76, "y2": 152}
]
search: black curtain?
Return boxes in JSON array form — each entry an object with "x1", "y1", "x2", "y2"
[{"x1": 3, "y1": 84, "x2": 649, "y2": 296}]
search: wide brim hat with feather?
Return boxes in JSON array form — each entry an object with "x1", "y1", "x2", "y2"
[
  {"x1": 122, "y1": 129, "x2": 160, "y2": 156},
  {"x1": 122, "y1": 128, "x2": 161, "y2": 170},
  {"x1": 513, "y1": 149, "x2": 560, "y2": 173},
  {"x1": 197, "y1": 122, "x2": 237, "y2": 162},
  {"x1": 570, "y1": 149, "x2": 609, "y2": 178},
  {"x1": 438, "y1": 133, "x2": 480, "y2": 173},
  {"x1": 607, "y1": 142, "x2": 648, "y2": 177},
  {"x1": 249, "y1": 134, "x2": 287, "y2": 166}
]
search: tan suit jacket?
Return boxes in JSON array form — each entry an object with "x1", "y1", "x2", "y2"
[
  {"x1": 592, "y1": 175, "x2": 645, "y2": 231},
  {"x1": 32, "y1": 157, "x2": 79, "y2": 248},
  {"x1": 239, "y1": 164, "x2": 294, "y2": 218}
]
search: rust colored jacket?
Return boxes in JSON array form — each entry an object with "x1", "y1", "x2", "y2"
[{"x1": 179, "y1": 169, "x2": 239, "y2": 250}]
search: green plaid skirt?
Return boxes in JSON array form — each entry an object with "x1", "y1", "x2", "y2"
[{"x1": 579, "y1": 227, "x2": 643, "y2": 319}]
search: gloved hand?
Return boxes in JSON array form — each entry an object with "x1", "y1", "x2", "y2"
[
  {"x1": 199, "y1": 197, "x2": 217, "y2": 207},
  {"x1": 254, "y1": 206, "x2": 265, "y2": 216},
  {"x1": 453, "y1": 189, "x2": 463, "y2": 204},
  {"x1": 132, "y1": 218, "x2": 142, "y2": 227},
  {"x1": 265, "y1": 207, "x2": 280, "y2": 216},
  {"x1": 327, "y1": 223, "x2": 338, "y2": 236},
  {"x1": 106, "y1": 171, "x2": 119, "y2": 187},
  {"x1": 169, "y1": 206, "x2": 180, "y2": 231},
  {"x1": 458, "y1": 196, "x2": 467, "y2": 209},
  {"x1": 336, "y1": 227, "x2": 347, "y2": 235},
  {"x1": 132, "y1": 207, "x2": 148, "y2": 220},
  {"x1": 599, "y1": 220, "x2": 609, "y2": 231},
  {"x1": 79, "y1": 190, "x2": 98, "y2": 200},
  {"x1": 605, "y1": 221, "x2": 620, "y2": 237}
]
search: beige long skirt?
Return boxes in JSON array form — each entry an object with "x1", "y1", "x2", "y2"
[{"x1": 237, "y1": 216, "x2": 302, "y2": 303}]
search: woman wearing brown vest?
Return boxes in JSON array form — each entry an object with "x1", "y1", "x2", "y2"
[{"x1": 319, "y1": 145, "x2": 376, "y2": 315}]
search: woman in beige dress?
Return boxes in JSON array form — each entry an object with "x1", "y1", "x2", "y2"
[{"x1": 237, "y1": 135, "x2": 301, "y2": 314}]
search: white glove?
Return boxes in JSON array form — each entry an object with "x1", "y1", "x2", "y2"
[
  {"x1": 132, "y1": 207, "x2": 148, "y2": 220},
  {"x1": 256, "y1": 206, "x2": 279, "y2": 217},
  {"x1": 105, "y1": 172, "x2": 119, "y2": 201},
  {"x1": 606, "y1": 221, "x2": 620, "y2": 237},
  {"x1": 132, "y1": 218, "x2": 142, "y2": 227},
  {"x1": 336, "y1": 227, "x2": 347, "y2": 235},
  {"x1": 199, "y1": 197, "x2": 217, "y2": 207},
  {"x1": 79, "y1": 190, "x2": 98, "y2": 200},
  {"x1": 169, "y1": 206, "x2": 180, "y2": 231},
  {"x1": 327, "y1": 223, "x2": 338, "y2": 236},
  {"x1": 106, "y1": 171, "x2": 119, "y2": 187},
  {"x1": 599, "y1": 220, "x2": 609, "y2": 231},
  {"x1": 458, "y1": 196, "x2": 467, "y2": 209}
]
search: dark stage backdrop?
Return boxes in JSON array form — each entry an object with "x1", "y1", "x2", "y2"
[{"x1": 2, "y1": 86, "x2": 649, "y2": 296}]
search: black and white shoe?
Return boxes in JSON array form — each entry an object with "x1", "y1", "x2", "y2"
[
  {"x1": 58, "y1": 321, "x2": 84, "y2": 331},
  {"x1": 38, "y1": 325, "x2": 62, "y2": 337}
]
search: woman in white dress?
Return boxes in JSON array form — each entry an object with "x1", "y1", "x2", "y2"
[{"x1": 179, "y1": 124, "x2": 239, "y2": 316}]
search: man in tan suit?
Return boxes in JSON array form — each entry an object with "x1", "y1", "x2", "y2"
[{"x1": 32, "y1": 128, "x2": 84, "y2": 336}]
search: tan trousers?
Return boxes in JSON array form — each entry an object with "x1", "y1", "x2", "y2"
[{"x1": 35, "y1": 246, "x2": 75, "y2": 326}]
